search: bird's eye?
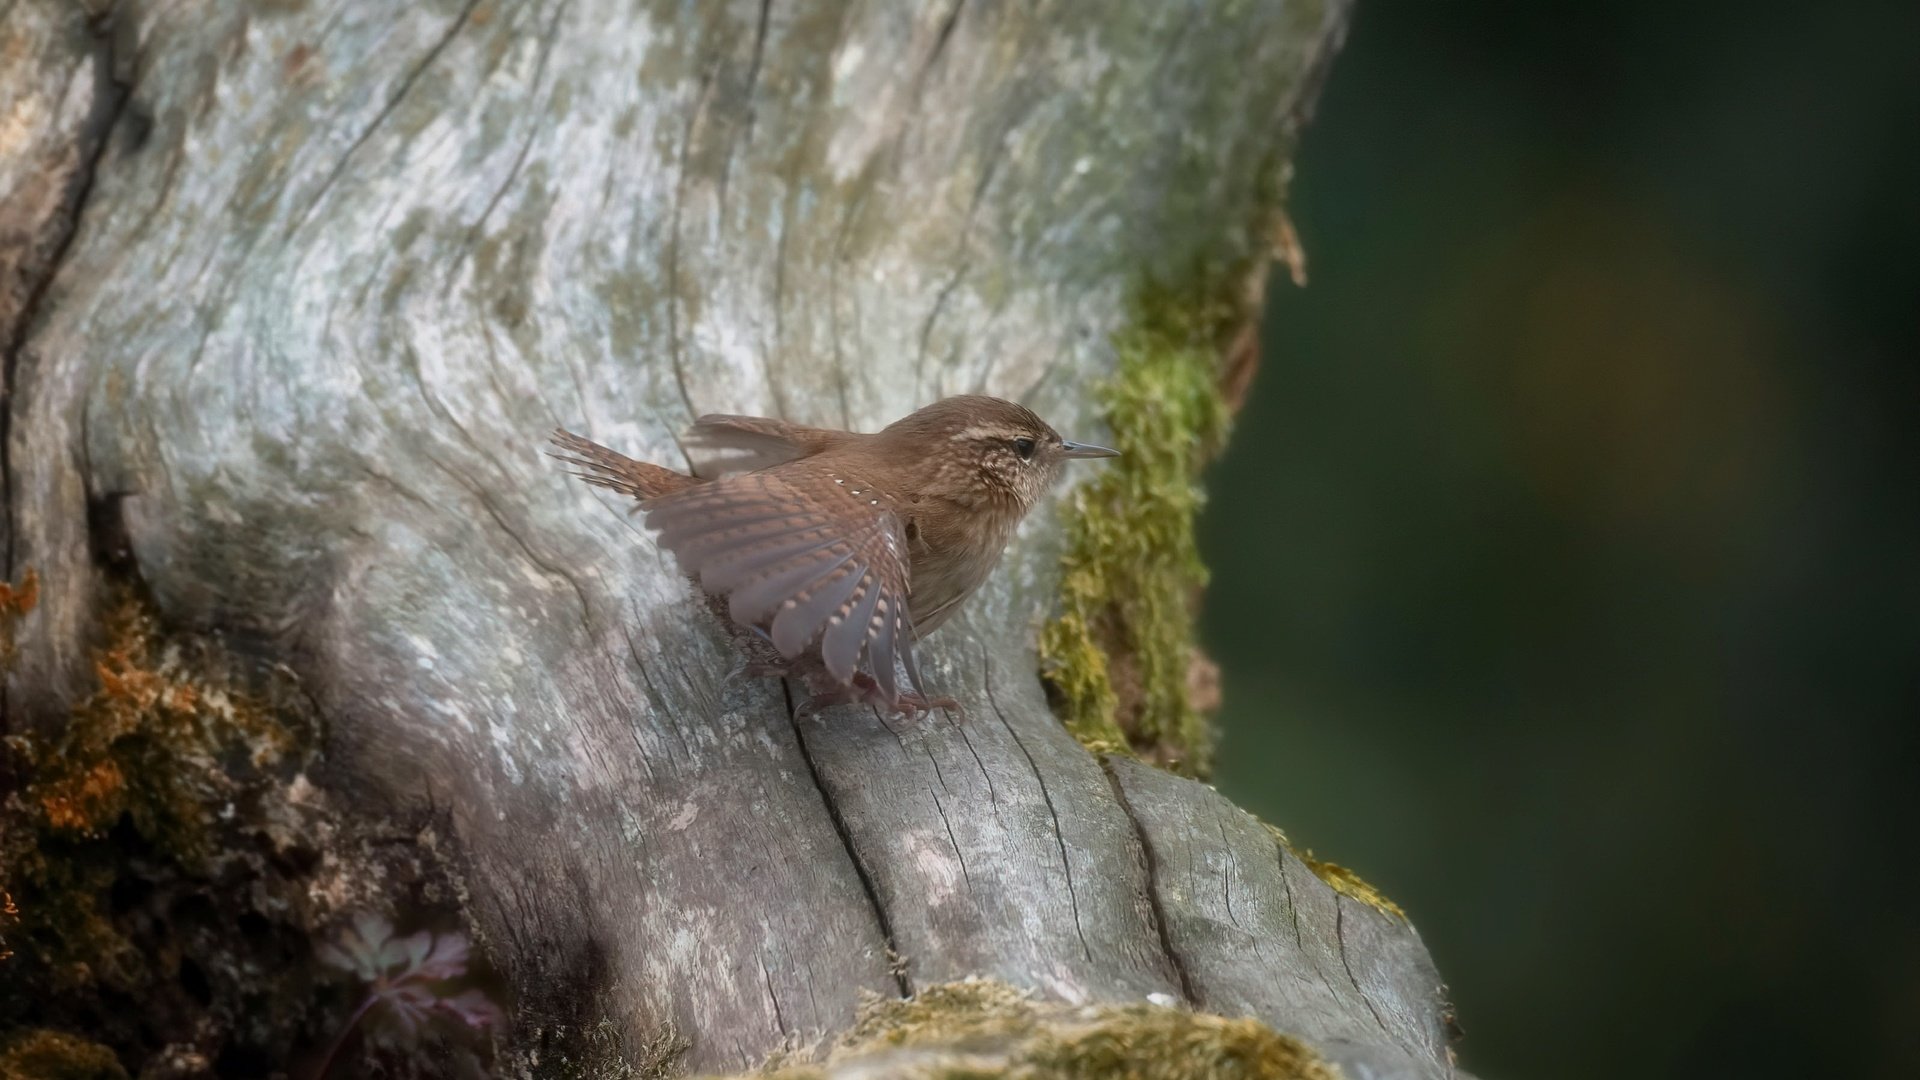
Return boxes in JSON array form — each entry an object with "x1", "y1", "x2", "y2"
[{"x1": 1012, "y1": 436, "x2": 1037, "y2": 460}]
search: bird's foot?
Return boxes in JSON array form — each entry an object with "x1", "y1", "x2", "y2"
[
  {"x1": 895, "y1": 693, "x2": 964, "y2": 721},
  {"x1": 849, "y1": 672, "x2": 964, "y2": 721},
  {"x1": 794, "y1": 686, "x2": 849, "y2": 721},
  {"x1": 791, "y1": 671, "x2": 963, "y2": 722},
  {"x1": 725, "y1": 659, "x2": 790, "y2": 686}
]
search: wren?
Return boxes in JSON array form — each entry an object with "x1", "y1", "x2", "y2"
[{"x1": 549, "y1": 396, "x2": 1118, "y2": 717}]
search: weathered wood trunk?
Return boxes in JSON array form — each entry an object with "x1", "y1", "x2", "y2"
[{"x1": 3, "y1": 0, "x2": 1455, "y2": 1075}]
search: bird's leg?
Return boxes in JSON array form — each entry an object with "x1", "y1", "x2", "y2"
[
  {"x1": 725, "y1": 624, "x2": 790, "y2": 684},
  {"x1": 726, "y1": 660, "x2": 791, "y2": 685},
  {"x1": 848, "y1": 672, "x2": 964, "y2": 722},
  {"x1": 897, "y1": 692, "x2": 965, "y2": 722},
  {"x1": 794, "y1": 684, "x2": 851, "y2": 720}
]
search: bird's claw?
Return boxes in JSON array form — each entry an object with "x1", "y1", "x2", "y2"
[
  {"x1": 849, "y1": 672, "x2": 964, "y2": 722},
  {"x1": 893, "y1": 693, "x2": 964, "y2": 722},
  {"x1": 787, "y1": 672, "x2": 960, "y2": 722},
  {"x1": 794, "y1": 687, "x2": 848, "y2": 721},
  {"x1": 725, "y1": 659, "x2": 790, "y2": 687},
  {"x1": 791, "y1": 672, "x2": 963, "y2": 722}
]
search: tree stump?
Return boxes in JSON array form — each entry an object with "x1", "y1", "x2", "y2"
[{"x1": 2, "y1": 0, "x2": 1456, "y2": 1075}]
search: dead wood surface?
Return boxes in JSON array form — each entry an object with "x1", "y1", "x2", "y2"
[{"x1": 1, "y1": 0, "x2": 1455, "y2": 1074}]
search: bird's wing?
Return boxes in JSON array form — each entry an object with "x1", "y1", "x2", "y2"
[
  {"x1": 683, "y1": 414, "x2": 858, "y2": 478},
  {"x1": 641, "y1": 465, "x2": 924, "y2": 702}
]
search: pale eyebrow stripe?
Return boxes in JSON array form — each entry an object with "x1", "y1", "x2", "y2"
[{"x1": 950, "y1": 424, "x2": 1014, "y2": 442}]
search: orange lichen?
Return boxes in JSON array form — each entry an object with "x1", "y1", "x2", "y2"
[
  {"x1": 1, "y1": 587, "x2": 312, "y2": 1003},
  {"x1": 38, "y1": 760, "x2": 128, "y2": 834},
  {"x1": 7, "y1": 601, "x2": 244, "y2": 846},
  {"x1": 2, "y1": 888, "x2": 16, "y2": 962},
  {"x1": 0, "y1": 567, "x2": 39, "y2": 669},
  {"x1": 0, "y1": 567, "x2": 38, "y2": 615}
]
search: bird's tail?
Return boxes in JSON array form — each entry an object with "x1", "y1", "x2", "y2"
[{"x1": 547, "y1": 429, "x2": 702, "y2": 501}]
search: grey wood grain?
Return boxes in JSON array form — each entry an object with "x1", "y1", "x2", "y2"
[
  {"x1": 0, "y1": 0, "x2": 98, "y2": 345},
  {"x1": 794, "y1": 629, "x2": 1181, "y2": 1003},
  {"x1": 0, "y1": 0, "x2": 112, "y2": 716},
  {"x1": 0, "y1": 0, "x2": 1464, "y2": 1072},
  {"x1": 1108, "y1": 756, "x2": 1455, "y2": 1080}
]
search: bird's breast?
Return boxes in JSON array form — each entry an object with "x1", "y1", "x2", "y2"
[{"x1": 903, "y1": 506, "x2": 1018, "y2": 634}]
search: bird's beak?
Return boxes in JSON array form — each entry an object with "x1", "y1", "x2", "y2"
[{"x1": 1060, "y1": 440, "x2": 1120, "y2": 459}]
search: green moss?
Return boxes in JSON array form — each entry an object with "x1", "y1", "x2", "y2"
[
  {"x1": 1260, "y1": 823, "x2": 1407, "y2": 922},
  {"x1": 1040, "y1": 287, "x2": 1233, "y2": 777},
  {"x1": 728, "y1": 979, "x2": 1335, "y2": 1080},
  {"x1": 1297, "y1": 853, "x2": 1407, "y2": 923},
  {"x1": 0, "y1": 1029, "x2": 127, "y2": 1080}
]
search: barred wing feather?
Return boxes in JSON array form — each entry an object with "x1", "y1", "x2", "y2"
[{"x1": 641, "y1": 469, "x2": 922, "y2": 698}]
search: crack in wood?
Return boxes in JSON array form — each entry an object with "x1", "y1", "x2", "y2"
[
  {"x1": 419, "y1": 439, "x2": 597, "y2": 636},
  {"x1": 625, "y1": 631, "x2": 696, "y2": 761},
  {"x1": 981, "y1": 650, "x2": 1094, "y2": 965},
  {"x1": 1, "y1": 5, "x2": 130, "y2": 749},
  {"x1": 1335, "y1": 896, "x2": 1399, "y2": 1048},
  {"x1": 446, "y1": 0, "x2": 574, "y2": 295},
  {"x1": 742, "y1": 0, "x2": 773, "y2": 145},
  {"x1": 1215, "y1": 805, "x2": 1241, "y2": 928},
  {"x1": 913, "y1": 127, "x2": 1005, "y2": 397},
  {"x1": 1277, "y1": 836, "x2": 1368, "y2": 1033},
  {"x1": 293, "y1": 0, "x2": 483, "y2": 236},
  {"x1": 2, "y1": 10, "x2": 127, "y2": 572},
  {"x1": 923, "y1": 743, "x2": 951, "y2": 794},
  {"x1": 783, "y1": 680, "x2": 912, "y2": 998},
  {"x1": 763, "y1": 189, "x2": 794, "y2": 419},
  {"x1": 927, "y1": 0, "x2": 967, "y2": 72},
  {"x1": 1099, "y1": 757, "x2": 1199, "y2": 1007},
  {"x1": 953, "y1": 719, "x2": 1000, "y2": 810},
  {"x1": 759, "y1": 951, "x2": 789, "y2": 1037},
  {"x1": 1273, "y1": 831, "x2": 1306, "y2": 952},
  {"x1": 664, "y1": 58, "x2": 721, "y2": 460},
  {"x1": 929, "y1": 784, "x2": 977, "y2": 901},
  {"x1": 718, "y1": 0, "x2": 774, "y2": 208}
]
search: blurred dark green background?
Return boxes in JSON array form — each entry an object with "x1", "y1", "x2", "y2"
[{"x1": 1201, "y1": 2, "x2": 1919, "y2": 1078}]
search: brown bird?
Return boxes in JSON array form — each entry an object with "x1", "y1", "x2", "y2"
[{"x1": 549, "y1": 396, "x2": 1118, "y2": 716}]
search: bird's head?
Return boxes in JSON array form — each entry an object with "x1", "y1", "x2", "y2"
[{"x1": 881, "y1": 395, "x2": 1118, "y2": 512}]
